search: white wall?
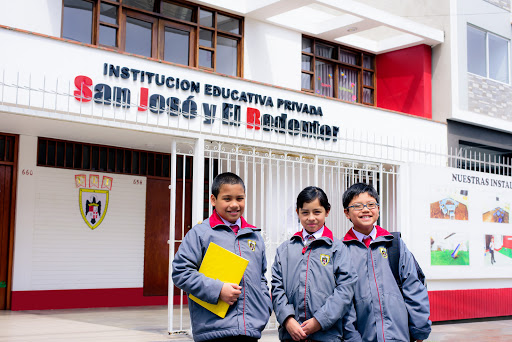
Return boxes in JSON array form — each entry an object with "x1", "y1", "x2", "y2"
[
  {"x1": 0, "y1": 28, "x2": 448, "y2": 161},
  {"x1": 244, "y1": 18, "x2": 302, "y2": 89},
  {"x1": 406, "y1": 162, "x2": 512, "y2": 291},
  {"x1": 13, "y1": 135, "x2": 147, "y2": 291},
  {"x1": 0, "y1": 0, "x2": 61, "y2": 36}
]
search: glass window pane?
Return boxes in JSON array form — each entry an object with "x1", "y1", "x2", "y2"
[
  {"x1": 47, "y1": 140, "x2": 56, "y2": 166},
  {"x1": 123, "y1": 0, "x2": 154, "y2": 12},
  {"x1": 363, "y1": 71, "x2": 373, "y2": 87},
  {"x1": 162, "y1": 2, "x2": 193, "y2": 21},
  {"x1": 199, "y1": 29, "x2": 213, "y2": 48},
  {"x1": 99, "y1": 25, "x2": 117, "y2": 47},
  {"x1": 363, "y1": 55, "x2": 374, "y2": 69},
  {"x1": 200, "y1": 10, "x2": 213, "y2": 27},
  {"x1": 216, "y1": 36, "x2": 238, "y2": 76},
  {"x1": 163, "y1": 27, "x2": 189, "y2": 65},
  {"x1": 467, "y1": 25, "x2": 486, "y2": 77},
  {"x1": 302, "y1": 37, "x2": 312, "y2": 53},
  {"x1": 62, "y1": 0, "x2": 93, "y2": 44},
  {"x1": 126, "y1": 17, "x2": 152, "y2": 57},
  {"x1": 315, "y1": 61, "x2": 333, "y2": 97},
  {"x1": 489, "y1": 33, "x2": 509, "y2": 83},
  {"x1": 37, "y1": 139, "x2": 46, "y2": 165},
  {"x1": 340, "y1": 49, "x2": 359, "y2": 65},
  {"x1": 339, "y1": 67, "x2": 358, "y2": 102},
  {"x1": 100, "y1": 3, "x2": 117, "y2": 24},
  {"x1": 363, "y1": 88, "x2": 374, "y2": 104},
  {"x1": 65, "y1": 143, "x2": 73, "y2": 168},
  {"x1": 302, "y1": 55, "x2": 312, "y2": 71},
  {"x1": 199, "y1": 49, "x2": 213, "y2": 68},
  {"x1": 124, "y1": 151, "x2": 132, "y2": 173},
  {"x1": 301, "y1": 73, "x2": 312, "y2": 90},
  {"x1": 316, "y1": 43, "x2": 336, "y2": 59},
  {"x1": 217, "y1": 14, "x2": 239, "y2": 34},
  {"x1": 74, "y1": 144, "x2": 82, "y2": 168},
  {"x1": 57, "y1": 142, "x2": 65, "y2": 167},
  {"x1": 83, "y1": 145, "x2": 90, "y2": 169}
]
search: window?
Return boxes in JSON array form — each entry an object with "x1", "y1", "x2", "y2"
[
  {"x1": 467, "y1": 25, "x2": 510, "y2": 84},
  {"x1": 62, "y1": 0, "x2": 243, "y2": 76},
  {"x1": 37, "y1": 137, "x2": 193, "y2": 179},
  {"x1": 301, "y1": 36, "x2": 375, "y2": 105}
]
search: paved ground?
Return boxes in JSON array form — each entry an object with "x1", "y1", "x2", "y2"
[{"x1": 1, "y1": 306, "x2": 512, "y2": 341}]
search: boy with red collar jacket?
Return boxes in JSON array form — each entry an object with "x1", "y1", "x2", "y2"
[
  {"x1": 341, "y1": 183, "x2": 431, "y2": 342},
  {"x1": 172, "y1": 173, "x2": 271, "y2": 342},
  {"x1": 272, "y1": 187, "x2": 357, "y2": 342}
]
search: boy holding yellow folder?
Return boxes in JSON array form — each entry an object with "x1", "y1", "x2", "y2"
[{"x1": 172, "y1": 172, "x2": 271, "y2": 342}]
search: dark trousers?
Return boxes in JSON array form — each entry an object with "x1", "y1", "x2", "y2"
[{"x1": 207, "y1": 336, "x2": 258, "y2": 342}]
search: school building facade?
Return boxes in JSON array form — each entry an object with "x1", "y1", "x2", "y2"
[{"x1": 0, "y1": 0, "x2": 511, "y2": 330}]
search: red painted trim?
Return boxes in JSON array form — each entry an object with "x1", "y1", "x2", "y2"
[
  {"x1": 429, "y1": 288, "x2": 512, "y2": 322},
  {"x1": 376, "y1": 45, "x2": 432, "y2": 118},
  {"x1": 304, "y1": 249, "x2": 313, "y2": 321},
  {"x1": 369, "y1": 249, "x2": 386, "y2": 342},
  {"x1": 238, "y1": 239, "x2": 247, "y2": 335},
  {"x1": 10, "y1": 288, "x2": 190, "y2": 311}
]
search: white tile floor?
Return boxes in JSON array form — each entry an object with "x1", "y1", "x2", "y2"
[{"x1": 1, "y1": 306, "x2": 512, "y2": 342}]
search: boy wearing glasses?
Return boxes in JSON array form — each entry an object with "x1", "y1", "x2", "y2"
[{"x1": 341, "y1": 183, "x2": 431, "y2": 342}]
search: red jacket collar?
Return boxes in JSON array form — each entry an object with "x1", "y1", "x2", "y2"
[
  {"x1": 343, "y1": 225, "x2": 391, "y2": 241},
  {"x1": 209, "y1": 209, "x2": 256, "y2": 229},
  {"x1": 292, "y1": 226, "x2": 334, "y2": 240}
]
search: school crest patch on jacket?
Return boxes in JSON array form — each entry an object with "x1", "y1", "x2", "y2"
[
  {"x1": 379, "y1": 247, "x2": 388, "y2": 258},
  {"x1": 248, "y1": 240, "x2": 256, "y2": 251},
  {"x1": 320, "y1": 254, "x2": 330, "y2": 266}
]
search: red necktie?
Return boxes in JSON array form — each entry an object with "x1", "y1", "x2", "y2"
[
  {"x1": 230, "y1": 224, "x2": 239, "y2": 235},
  {"x1": 363, "y1": 236, "x2": 372, "y2": 248},
  {"x1": 305, "y1": 234, "x2": 316, "y2": 246}
]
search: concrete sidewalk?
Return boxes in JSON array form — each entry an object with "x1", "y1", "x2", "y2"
[{"x1": 1, "y1": 306, "x2": 511, "y2": 341}]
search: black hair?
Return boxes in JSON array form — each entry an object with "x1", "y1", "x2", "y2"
[
  {"x1": 296, "y1": 186, "x2": 331, "y2": 212},
  {"x1": 211, "y1": 172, "x2": 246, "y2": 198},
  {"x1": 342, "y1": 183, "x2": 379, "y2": 209}
]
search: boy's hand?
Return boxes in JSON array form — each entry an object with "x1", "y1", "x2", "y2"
[
  {"x1": 219, "y1": 283, "x2": 242, "y2": 305},
  {"x1": 301, "y1": 317, "x2": 321, "y2": 335},
  {"x1": 283, "y1": 316, "x2": 307, "y2": 341}
]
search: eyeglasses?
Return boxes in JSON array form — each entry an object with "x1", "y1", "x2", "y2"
[{"x1": 347, "y1": 202, "x2": 379, "y2": 211}]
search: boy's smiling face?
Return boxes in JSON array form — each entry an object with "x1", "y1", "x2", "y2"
[
  {"x1": 344, "y1": 192, "x2": 379, "y2": 235},
  {"x1": 210, "y1": 183, "x2": 246, "y2": 224}
]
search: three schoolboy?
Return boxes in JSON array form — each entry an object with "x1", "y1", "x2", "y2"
[
  {"x1": 341, "y1": 183, "x2": 431, "y2": 342},
  {"x1": 173, "y1": 173, "x2": 430, "y2": 342}
]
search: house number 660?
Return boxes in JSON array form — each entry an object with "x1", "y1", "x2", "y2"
[{"x1": 22, "y1": 169, "x2": 34, "y2": 175}]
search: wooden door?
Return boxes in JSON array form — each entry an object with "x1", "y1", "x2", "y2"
[
  {"x1": 0, "y1": 165, "x2": 13, "y2": 309},
  {"x1": 143, "y1": 177, "x2": 192, "y2": 296}
]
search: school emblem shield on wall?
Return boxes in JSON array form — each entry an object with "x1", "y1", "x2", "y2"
[
  {"x1": 320, "y1": 254, "x2": 330, "y2": 266},
  {"x1": 248, "y1": 240, "x2": 256, "y2": 251},
  {"x1": 79, "y1": 189, "x2": 109, "y2": 230}
]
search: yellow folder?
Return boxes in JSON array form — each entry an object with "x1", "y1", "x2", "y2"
[{"x1": 189, "y1": 242, "x2": 249, "y2": 318}]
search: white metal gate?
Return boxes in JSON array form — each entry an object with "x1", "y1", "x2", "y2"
[{"x1": 168, "y1": 140, "x2": 399, "y2": 333}]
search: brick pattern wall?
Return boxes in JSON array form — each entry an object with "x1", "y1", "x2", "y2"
[
  {"x1": 468, "y1": 73, "x2": 512, "y2": 120},
  {"x1": 483, "y1": 0, "x2": 511, "y2": 11}
]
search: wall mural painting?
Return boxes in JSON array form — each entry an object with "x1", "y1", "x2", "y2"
[
  {"x1": 430, "y1": 190, "x2": 469, "y2": 221},
  {"x1": 482, "y1": 197, "x2": 510, "y2": 223},
  {"x1": 485, "y1": 235, "x2": 512, "y2": 266},
  {"x1": 430, "y1": 232, "x2": 470, "y2": 266}
]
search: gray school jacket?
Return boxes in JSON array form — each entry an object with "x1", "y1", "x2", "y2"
[
  {"x1": 171, "y1": 210, "x2": 272, "y2": 342},
  {"x1": 342, "y1": 226, "x2": 431, "y2": 342},
  {"x1": 271, "y1": 227, "x2": 358, "y2": 341}
]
